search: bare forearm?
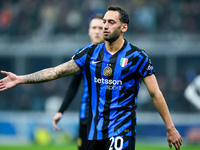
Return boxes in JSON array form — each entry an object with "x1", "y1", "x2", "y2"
[
  {"x1": 151, "y1": 92, "x2": 174, "y2": 130},
  {"x1": 20, "y1": 68, "x2": 59, "y2": 83},
  {"x1": 144, "y1": 75, "x2": 182, "y2": 149},
  {"x1": 144, "y1": 75, "x2": 174, "y2": 129},
  {"x1": 20, "y1": 60, "x2": 81, "y2": 84}
]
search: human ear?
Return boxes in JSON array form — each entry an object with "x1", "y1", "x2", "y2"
[{"x1": 121, "y1": 23, "x2": 128, "y2": 33}]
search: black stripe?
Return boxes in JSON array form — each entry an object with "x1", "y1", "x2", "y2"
[
  {"x1": 120, "y1": 72, "x2": 140, "y2": 97},
  {"x1": 116, "y1": 84, "x2": 137, "y2": 122},
  {"x1": 102, "y1": 52, "x2": 118, "y2": 139},
  {"x1": 129, "y1": 44, "x2": 143, "y2": 54},
  {"x1": 121, "y1": 72, "x2": 140, "y2": 84},
  {"x1": 136, "y1": 51, "x2": 147, "y2": 73},
  {"x1": 121, "y1": 56, "x2": 140, "y2": 76},
  {"x1": 114, "y1": 110, "x2": 135, "y2": 135},
  {"x1": 85, "y1": 46, "x2": 97, "y2": 138},
  {"x1": 117, "y1": 116, "x2": 136, "y2": 137},
  {"x1": 118, "y1": 84, "x2": 138, "y2": 104},
  {"x1": 125, "y1": 48, "x2": 135, "y2": 57},
  {"x1": 114, "y1": 100, "x2": 135, "y2": 122},
  {"x1": 73, "y1": 47, "x2": 90, "y2": 60},
  {"x1": 141, "y1": 62, "x2": 149, "y2": 75},
  {"x1": 93, "y1": 46, "x2": 104, "y2": 139}
]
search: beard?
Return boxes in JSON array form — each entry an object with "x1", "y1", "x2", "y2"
[{"x1": 103, "y1": 26, "x2": 121, "y2": 43}]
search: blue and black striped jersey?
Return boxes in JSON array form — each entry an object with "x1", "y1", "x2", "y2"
[
  {"x1": 73, "y1": 40, "x2": 155, "y2": 140},
  {"x1": 76, "y1": 44, "x2": 93, "y2": 119}
]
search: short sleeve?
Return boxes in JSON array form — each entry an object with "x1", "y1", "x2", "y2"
[
  {"x1": 137, "y1": 50, "x2": 155, "y2": 78},
  {"x1": 72, "y1": 48, "x2": 89, "y2": 70}
]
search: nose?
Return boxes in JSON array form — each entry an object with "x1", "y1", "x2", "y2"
[
  {"x1": 104, "y1": 22, "x2": 108, "y2": 29},
  {"x1": 95, "y1": 28, "x2": 102, "y2": 34}
]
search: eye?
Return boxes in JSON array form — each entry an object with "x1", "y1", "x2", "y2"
[{"x1": 109, "y1": 20, "x2": 115, "y2": 24}]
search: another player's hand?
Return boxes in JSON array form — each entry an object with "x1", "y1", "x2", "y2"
[
  {"x1": 52, "y1": 112, "x2": 63, "y2": 131},
  {"x1": 0, "y1": 70, "x2": 20, "y2": 91},
  {"x1": 167, "y1": 126, "x2": 183, "y2": 150}
]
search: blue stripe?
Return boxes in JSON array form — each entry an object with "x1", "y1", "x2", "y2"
[
  {"x1": 114, "y1": 119, "x2": 132, "y2": 136},
  {"x1": 122, "y1": 140, "x2": 129, "y2": 149},
  {"x1": 88, "y1": 61, "x2": 98, "y2": 140},
  {"x1": 80, "y1": 103, "x2": 87, "y2": 119},
  {"x1": 79, "y1": 73, "x2": 89, "y2": 119},
  {"x1": 126, "y1": 130, "x2": 132, "y2": 136}
]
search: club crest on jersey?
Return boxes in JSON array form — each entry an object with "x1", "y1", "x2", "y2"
[
  {"x1": 103, "y1": 66, "x2": 112, "y2": 77},
  {"x1": 120, "y1": 58, "x2": 128, "y2": 67}
]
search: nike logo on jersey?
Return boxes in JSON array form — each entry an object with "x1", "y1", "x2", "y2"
[{"x1": 92, "y1": 60, "x2": 101, "y2": 64}]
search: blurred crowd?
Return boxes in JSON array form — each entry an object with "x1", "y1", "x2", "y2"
[
  {"x1": 0, "y1": 0, "x2": 200, "y2": 38},
  {"x1": 0, "y1": 0, "x2": 200, "y2": 113}
]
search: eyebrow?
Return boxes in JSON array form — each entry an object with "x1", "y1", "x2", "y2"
[{"x1": 103, "y1": 18, "x2": 116, "y2": 22}]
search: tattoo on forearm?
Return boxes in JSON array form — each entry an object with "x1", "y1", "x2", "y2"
[
  {"x1": 25, "y1": 70, "x2": 52, "y2": 83},
  {"x1": 24, "y1": 60, "x2": 80, "y2": 83},
  {"x1": 56, "y1": 60, "x2": 80, "y2": 77}
]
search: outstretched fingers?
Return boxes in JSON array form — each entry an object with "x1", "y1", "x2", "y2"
[
  {"x1": 0, "y1": 70, "x2": 8, "y2": 75},
  {"x1": 0, "y1": 70, "x2": 7, "y2": 90},
  {"x1": 0, "y1": 81, "x2": 5, "y2": 91}
]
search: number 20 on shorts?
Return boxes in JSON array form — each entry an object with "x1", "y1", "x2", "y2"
[{"x1": 109, "y1": 136, "x2": 124, "y2": 150}]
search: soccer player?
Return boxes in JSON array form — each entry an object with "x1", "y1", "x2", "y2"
[
  {"x1": 0, "y1": 5, "x2": 182, "y2": 150},
  {"x1": 52, "y1": 14, "x2": 104, "y2": 150}
]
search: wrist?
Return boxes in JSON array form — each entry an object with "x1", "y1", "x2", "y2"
[
  {"x1": 57, "y1": 112, "x2": 63, "y2": 116},
  {"x1": 19, "y1": 76, "x2": 25, "y2": 84},
  {"x1": 166, "y1": 125, "x2": 175, "y2": 132}
]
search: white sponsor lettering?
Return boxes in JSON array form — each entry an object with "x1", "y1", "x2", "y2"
[
  {"x1": 94, "y1": 77, "x2": 122, "y2": 85},
  {"x1": 94, "y1": 77, "x2": 123, "y2": 90}
]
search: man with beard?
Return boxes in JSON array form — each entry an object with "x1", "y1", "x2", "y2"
[{"x1": 0, "y1": 5, "x2": 182, "y2": 150}]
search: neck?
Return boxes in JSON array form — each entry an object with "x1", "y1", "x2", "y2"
[{"x1": 105, "y1": 36, "x2": 124, "y2": 55}]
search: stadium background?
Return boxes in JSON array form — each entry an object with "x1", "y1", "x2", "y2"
[{"x1": 0, "y1": 0, "x2": 199, "y2": 149}]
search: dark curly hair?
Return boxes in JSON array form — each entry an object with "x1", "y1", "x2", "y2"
[{"x1": 107, "y1": 5, "x2": 129, "y2": 25}]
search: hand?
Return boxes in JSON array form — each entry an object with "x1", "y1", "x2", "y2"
[
  {"x1": 0, "y1": 70, "x2": 20, "y2": 91},
  {"x1": 167, "y1": 126, "x2": 183, "y2": 150},
  {"x1": 52, "y1": 112, "x2": 63, "y2": 131}
]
